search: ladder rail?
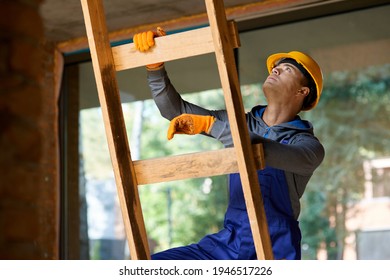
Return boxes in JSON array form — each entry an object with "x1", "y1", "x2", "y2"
[
  {"x1": 80, "y1": 0, "x2": 151, "y2": 259},
  {"x1": 205, "y1": 0, "x2": 273, "y2": 260}
]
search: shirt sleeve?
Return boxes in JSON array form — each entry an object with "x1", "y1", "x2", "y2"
[
  {"x1": 147, "y1": 66, "x2": 233, "y2": 140},
  {"x1": 147, "y1": 66, "x2": 215, "y2": 120},
  {"x1": 259, "y1": 134, "x2": 325, "y2": 176},
  {"x1": 212, "y1": 121, "x2": 324, "y2": 176}
]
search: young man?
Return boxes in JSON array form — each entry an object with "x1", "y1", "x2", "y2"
[{"x1": 133, "y1": 30, "x2": 325, "y2": 260}]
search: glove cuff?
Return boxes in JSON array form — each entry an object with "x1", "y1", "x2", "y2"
[
  {"x1": 146, "y1": 62, "x2": 164, "y2": 71},
  {"x1": 206, "y1": 117, "x2": 216, "y2": 134}
]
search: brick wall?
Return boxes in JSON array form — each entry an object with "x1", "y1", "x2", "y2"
[{"x1": 0, "y1": 0, "x2": 60, "y2": 259}]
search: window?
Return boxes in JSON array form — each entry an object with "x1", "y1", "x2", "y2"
[{"x1": 61, "y1": 4, "x2": 390, "y2": 259}]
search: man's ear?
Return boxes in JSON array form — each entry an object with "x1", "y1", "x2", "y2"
[{"x1": 297, "y1": 86, "x2": 310, "y2": 98}]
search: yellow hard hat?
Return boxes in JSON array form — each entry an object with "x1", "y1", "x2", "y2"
[{"x1": 266, "y1": 51, "x2": 323, "y2": 110}]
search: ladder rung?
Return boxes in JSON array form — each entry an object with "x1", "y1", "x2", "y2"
[
  {"x1": 113, "y1": 21, "x2": 240, "y2": 71},
  {"x1": 134, "y1": 143, "x2": 264, "y2": 185}
]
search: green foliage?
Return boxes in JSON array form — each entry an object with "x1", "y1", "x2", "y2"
[{"x1": 136, "y1": 91, "x2": 229, "y2": 253}]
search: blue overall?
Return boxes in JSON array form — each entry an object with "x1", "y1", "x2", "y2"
[{"x1": 152, "y1": 165, "x2": 301, "y2": 260}]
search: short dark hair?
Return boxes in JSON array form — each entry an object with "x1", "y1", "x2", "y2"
[{"x1": 302, "y1": 81, "x2": 317, "y2": 110}]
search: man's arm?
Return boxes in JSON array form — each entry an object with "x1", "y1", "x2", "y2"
[
  {"x1": 147, "y1": 67, "x2": 214, "y2": 120},
  {"x1": 210, "y1": 123, "x2": 324, "y2": 176},
  {"x1": 147, "y1": 66, "x2": 232, "y2": 141},
  {"x1": 259, "y1": 134, "x2": 325, "y2": 176}
]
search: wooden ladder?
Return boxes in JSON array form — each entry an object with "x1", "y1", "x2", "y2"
[{"x1": 80, "y1": 0, "x2": 273, "y2": 260}]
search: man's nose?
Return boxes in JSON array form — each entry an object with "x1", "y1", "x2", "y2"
[{"x1": 272, "y1": 67, "x2": 279, "y2": 75}]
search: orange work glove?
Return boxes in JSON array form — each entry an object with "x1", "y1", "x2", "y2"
[
  {"x1": 133, "y1": 27, "x2": 166, "y2": 70},
  {"x1": 167, "y1": 114, "x2": 216, "y2": 140}
]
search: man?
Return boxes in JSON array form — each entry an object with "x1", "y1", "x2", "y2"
[{"x1": 133, "y1": 29, "x2": 325, "y2": 260}]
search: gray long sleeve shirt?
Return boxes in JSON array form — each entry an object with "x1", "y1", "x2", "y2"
[{"x1": 147, "y1": 67, "x2": 325, "y2": 219}]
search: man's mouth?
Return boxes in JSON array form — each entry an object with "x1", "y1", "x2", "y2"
[{"x1": 266, "y1": 75, "x2": 277, "y2": 82}]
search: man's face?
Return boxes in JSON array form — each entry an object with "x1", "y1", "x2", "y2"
[{"x1": 263, "y1": 62, "x2": 308, "y2": 103}]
